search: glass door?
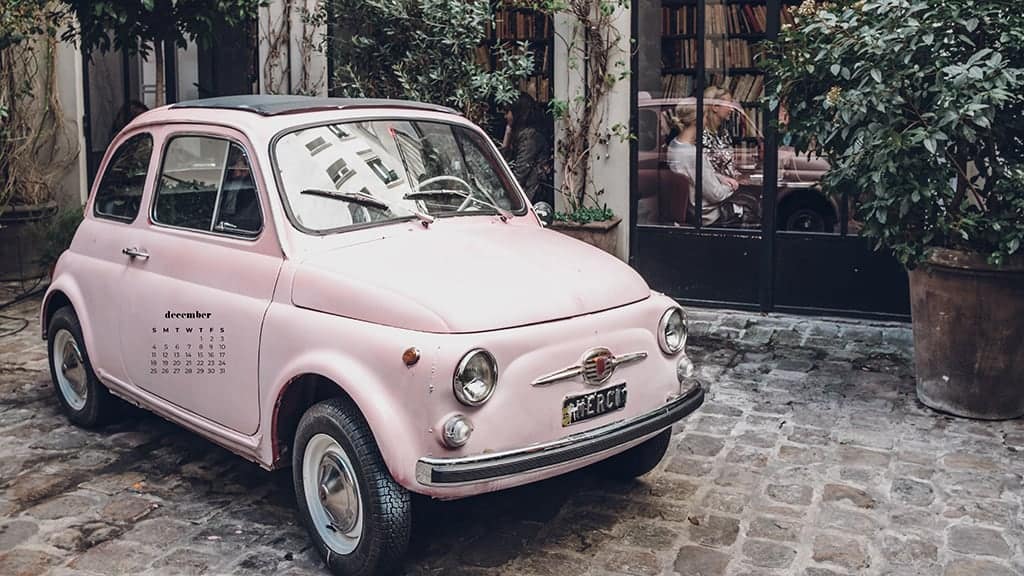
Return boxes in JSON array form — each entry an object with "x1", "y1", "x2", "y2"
[
  {"x1": 632, "y1": 0, "x2": 910, "y2": 317},
  {"x1": 634, "y1": 0, "x2": 771, "y2": 308}
]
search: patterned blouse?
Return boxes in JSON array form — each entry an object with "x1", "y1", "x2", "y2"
[{"x1": 702, "y1": 128, "x2": 737, "y2": 178}]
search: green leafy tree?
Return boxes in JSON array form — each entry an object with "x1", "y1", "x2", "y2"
[
  {"x1": 1, "y1": 0, "x2": 53, "y2": 51},
  {"x1": 765, "y1": 0, "x2": 1024, "y2": 266},
  {"x1": 317, "y1": 0, "x2": 533, "y2": 124},
  {"x1": 59, "y1": 0, "x2": 264, "y2": 106}
]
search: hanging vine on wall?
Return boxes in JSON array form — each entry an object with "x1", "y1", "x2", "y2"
[
  {"x1": 261, "y1": 1, "x2": 325, "y2": 96},
  {"x1": 528, "y1": 0, "x2": 630, "y2": 222},
  {"x1": 0, "y1": 29, "x2": 78, "y2": 214}
]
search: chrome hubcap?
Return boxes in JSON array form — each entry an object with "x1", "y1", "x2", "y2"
[
  {"x1": 303, "y1": 434, "x2": 363, "y2": 554},
  {"x1": 53, "y1": 329, "x2": 88, "y2": 411},
  {"x1": 318, "y1": 453, "x2": 359, "y2": 533}
]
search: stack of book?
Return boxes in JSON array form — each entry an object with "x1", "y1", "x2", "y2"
[
  {"x1": 494, "y1": 8, "x2": 551, "y2": 40},
  {"x1": 662, "y1": 74, "x2": 696, "y2": 98},
  {"x1": 661, "y1": 4, "x2": 697, "y2": 35},
  {"x1": 662, "y1": 38, "x2": 698, "y2": 69}
]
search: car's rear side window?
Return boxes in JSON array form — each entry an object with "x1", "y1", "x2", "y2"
[
  {"x1": 93, "y1": 133, "x2": 153, "y2": 222},
  {"x1": 152, "y1": 135, "x2": 262, "y2": 237}
]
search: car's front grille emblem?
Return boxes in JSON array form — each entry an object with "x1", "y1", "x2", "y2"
[{"x1": 532, "y1": 348, "x2": 648, "y2": 387}]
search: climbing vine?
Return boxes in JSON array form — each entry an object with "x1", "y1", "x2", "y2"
[
  {"x1": 0, "y1": 21, "x2": 77, "y2": 212},
  {"x1": 529, "y1": 0, "x2": 629, "y2": 220}
]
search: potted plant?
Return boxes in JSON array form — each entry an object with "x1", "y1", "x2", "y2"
[
  {"x1": 767, "y1": 0, "x2": 1024, "y2": 419},
  {"x1": 0, "y1": 1, "x2": 76, "y2": 280}
]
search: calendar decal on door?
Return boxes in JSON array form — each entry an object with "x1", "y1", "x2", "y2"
[{"x1": 149, "y1": 310, "x2": 229, "y2": 378}]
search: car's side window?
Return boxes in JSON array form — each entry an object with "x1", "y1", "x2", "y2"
[
  {"x1": 93, "y1": 133, "x2": 154, "y2": 222},
  {"x1": 153, "y1": 135, "x2": 262, "y2": 236}
]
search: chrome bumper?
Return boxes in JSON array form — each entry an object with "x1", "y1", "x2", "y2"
[{"x1": 415, "y1": 382, "x2": 706, "y2": 486}]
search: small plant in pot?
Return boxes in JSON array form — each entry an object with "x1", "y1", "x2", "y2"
[
  {"x1": 767, "y1": 0, "x2": 1024, "y2": 419},
  {"x1": 1, "y1": 2, "x2": 78, "y2": 280}
]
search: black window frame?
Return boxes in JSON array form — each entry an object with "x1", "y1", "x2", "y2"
[
  {"x1": 92, "y1": 132, "x2": 155, "y2": 224},
  {"x1": 150, "y1": 132, "x2": 265, "y2": 240}
]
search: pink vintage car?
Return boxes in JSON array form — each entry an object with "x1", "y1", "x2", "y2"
[{"x1": 41, "y1": 95, "x2": 705, "y2": 576}]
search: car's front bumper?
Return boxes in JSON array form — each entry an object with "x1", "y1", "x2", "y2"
[{"x1": 415, "y1": 381, "x2": 705, "y2": 486}]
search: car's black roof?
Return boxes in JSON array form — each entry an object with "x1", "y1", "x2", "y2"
[{"x1": 168, "y1": 95, "x2": 459, "y2": 116}]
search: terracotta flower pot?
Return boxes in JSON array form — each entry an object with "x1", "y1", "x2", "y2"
[
  {"x1": 0, "y1": 201, "x2": 58, "y2": 281},
  {"x1": 909, "y1": 248, "x2": 1024, "y2": 420},
  {"x1": 549, "y1": 216, "x2": 621, "y2": 257}
]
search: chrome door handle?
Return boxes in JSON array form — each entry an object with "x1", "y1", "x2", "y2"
[{"x1": 122, "y1": 247, "x2": 149, "y2": 260}]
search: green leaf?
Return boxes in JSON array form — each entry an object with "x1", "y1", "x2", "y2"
[{"x1": 923, "y1": 136, "x2": 937, "y2": 154}]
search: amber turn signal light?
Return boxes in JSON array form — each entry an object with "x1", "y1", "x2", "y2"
[{"x1": 402, "y1": 347, "x2": 420, "y2": 367}]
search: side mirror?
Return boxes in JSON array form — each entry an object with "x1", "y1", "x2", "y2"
[{"x1": 533, "y1": 201, "x2": 554, "y2": 227}]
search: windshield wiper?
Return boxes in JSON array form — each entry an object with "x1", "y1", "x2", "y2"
[
  {"x1": 301, "y1": 188, "x2": 389, "y2": 209},
  {"x1": 403, "y1": 188, "x2": 512, "y2": 222},
  {"x1": 301, "y1": 188, "x2": 434, "y2": 226}
]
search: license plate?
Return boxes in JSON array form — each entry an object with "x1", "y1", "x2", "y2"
[{"x1": 562, "y1": 383, "x2": 627, "y2": 427}]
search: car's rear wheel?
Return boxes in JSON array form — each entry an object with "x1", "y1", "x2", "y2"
[
  {"x1": 293, "y1": 398, "x2": 411, "y2": 576},
  {"x1": 778, "y1": 193, "x2": 837, "y2": 233},
  {"x1": 47, "y1": 306, "x2": 117, "y2": 428},
  {"x1": 596, "y1": 428, "x2": 672, "y2": 480}
]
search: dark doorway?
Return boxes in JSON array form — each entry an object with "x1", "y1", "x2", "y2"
[{"x1": 197, "y1": 19, "x2": 259, "y2": 98}]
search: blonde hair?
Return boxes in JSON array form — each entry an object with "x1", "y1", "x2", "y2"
[
  {"x1": 704, "y1": 86, "x2": 731, "y2": 101},
  {"x1": 703, "y1": 86, "x2": 733, "y2": 130},
  {"x1": 670, "y1": 103, "x2": 698, "y2": 133}
]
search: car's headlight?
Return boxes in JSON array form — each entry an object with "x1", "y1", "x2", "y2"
[
  {"x1": 658, "y1": 307, "x2": 687, "y2": 355},
  {"x1": 453, "y1": 348, "x2": 498, "y2": 406}
]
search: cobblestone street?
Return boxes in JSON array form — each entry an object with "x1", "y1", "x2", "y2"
[{"x1": 1, "y1": 289, "x2": 1022, "y2": 576}]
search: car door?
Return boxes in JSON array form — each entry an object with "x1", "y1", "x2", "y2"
[
  {"x1": 75, "y1": 131, "x2": 157, "y2": 386},
  {"x1": 117, "y1": 126, "x2": 281, "y2": 435}
]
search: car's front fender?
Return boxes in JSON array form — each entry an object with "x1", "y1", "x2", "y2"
[{"x1": 257, "y1": 304, "x2": 435, "y2": 487}]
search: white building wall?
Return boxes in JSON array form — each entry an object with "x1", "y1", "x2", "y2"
[
  {"x1": 552, "y1": 5, "x2": 633, "y2": 261},
  {"x1": 54, "y1": 36, "x2": 89, "y2": 206},
  {"x1": 259, "y1": 0, "x2": 328, "y2": 96}
]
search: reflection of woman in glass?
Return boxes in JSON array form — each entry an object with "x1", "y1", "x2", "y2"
[
  {"x1": 501, "y1": 93, "x2": 552, "y2": 204},
  {"x1": 702, "y1": 86, "x2": 739, "y2": 184},
  {"x1": 667, "y1": 104, "x2": 739, "y2": 226}
]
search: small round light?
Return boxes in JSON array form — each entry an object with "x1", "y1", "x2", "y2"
[
  {"x1": 443, "y1": 415, "x2": 473, "y2": 448},
  {"x1": 676, "y1": 354, "x2": 694, "y2": 382},
  {"x1": 453, "y1": 349, "x2": 498, "y2": 406},
  {"x1": 402, "y1": 347, "x2": 420, "y2": 367},
  {"x1": 658, "y1": 307, "x2": 688, "y2": 355}
]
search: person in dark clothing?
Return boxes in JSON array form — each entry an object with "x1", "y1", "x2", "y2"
[
  {"x1": 109, "y1": 100, "x2": 149, "y2": 141},
  {"x1": 501, "y1": 93, "x2": 552, "y2": 204}
]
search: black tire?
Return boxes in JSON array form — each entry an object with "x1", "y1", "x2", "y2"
[
  {"x1": 596, "y1": 428, "x2": 672, "y2": 481},
  {"x1": 779, "y1": 194, "x2": 837, "y2": 233},
  {"x1": 292, "y1": 398, "x2": 411, "y2": 576},
  {"x1": 46, "y1": 306, "x2": 117, "y2": 428}
]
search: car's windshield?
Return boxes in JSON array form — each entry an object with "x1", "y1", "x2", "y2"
[{"x1": 274, "y1": 119, "x2": 524, "y2": 232}]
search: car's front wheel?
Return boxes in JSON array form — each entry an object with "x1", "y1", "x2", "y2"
[
  {"x1": 292, "y1": 398, "x2": 411, "y2": 576},
  {"x1": 596, "y1": 428, "x2": 672, "y2": 481},
  {"x1": 47, "y1": 306, "x2": 118, "y2": 428}
]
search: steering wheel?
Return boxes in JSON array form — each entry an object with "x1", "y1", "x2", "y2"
[{"x1": 417, "y1": 175, "x2": 479, "y2": 211}]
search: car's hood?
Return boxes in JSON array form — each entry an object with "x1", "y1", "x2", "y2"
[{"x1": 290, "y1": 219, "x2": 650, "y2": 333}]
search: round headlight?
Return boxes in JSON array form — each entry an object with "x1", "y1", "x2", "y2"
[
  {"x1": 658, "y1": 307, "x2": 688, "y2": 354},
  {"x1": 453, "y1": 349, "x2": 498, "y2": 406}
]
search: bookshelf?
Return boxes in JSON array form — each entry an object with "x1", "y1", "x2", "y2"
[
  {"x1": 658, "y1": 0, "x2": 798, "y2": 153},
  {"x1": 481, "y1": 4, "x2": 554, "y2": 105}
]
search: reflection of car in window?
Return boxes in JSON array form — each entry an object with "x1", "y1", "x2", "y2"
[{"x1": 638, "y1": 94, "x2": 842, "y2": 232}]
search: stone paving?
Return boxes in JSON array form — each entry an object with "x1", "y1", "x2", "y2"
[{"x1": 0, "y1": 285, "x2": 1022, "y2": 575}]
